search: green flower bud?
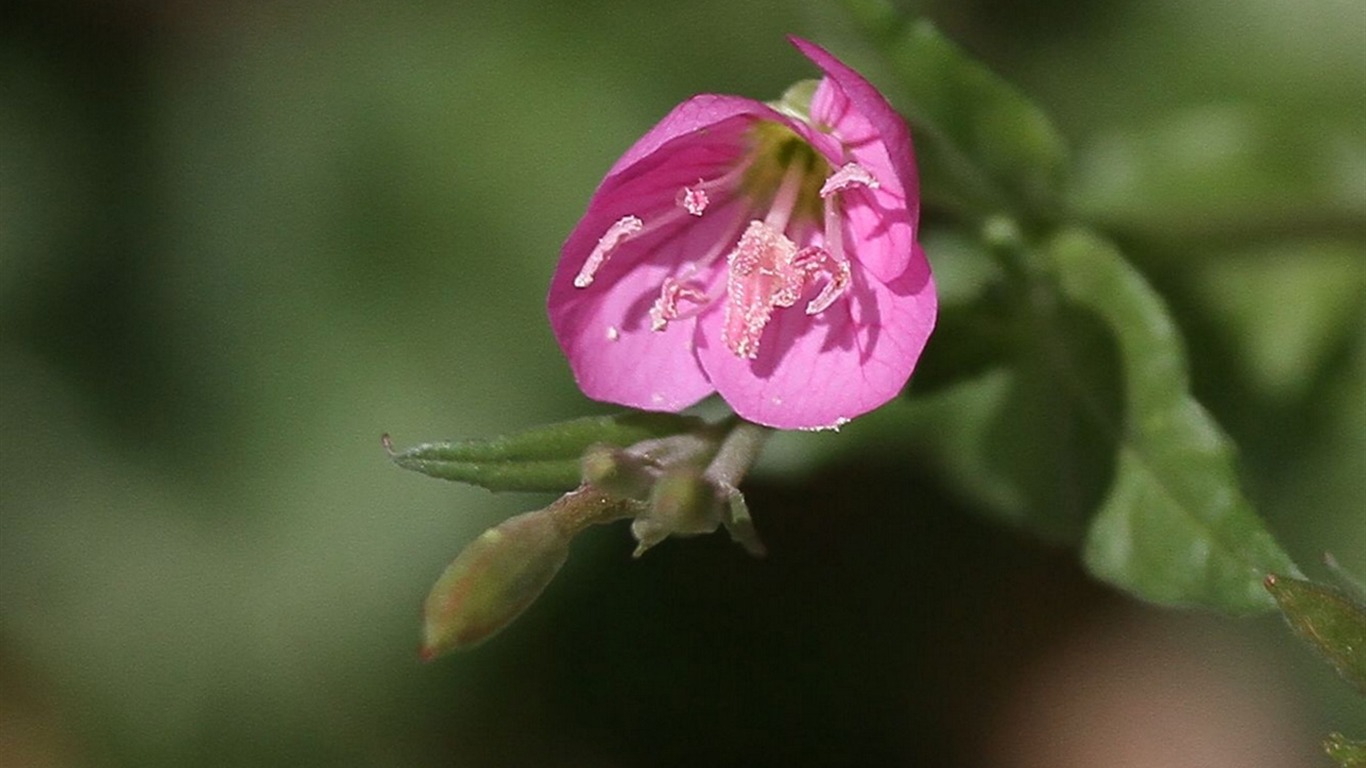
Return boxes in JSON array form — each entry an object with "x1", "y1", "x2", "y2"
[
  {"x1": 421, "y1": 510, "x2": 571, "y2": 659},
  {"x1": 631, "y1": 466, "x2": 722, "y2": 557},
  {"x1": 580, "y1": 443, "x2": 656, "y2": 500}
]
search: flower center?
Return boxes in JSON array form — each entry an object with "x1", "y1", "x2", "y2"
[{"x1": 573, "y1": 123, "x2": 878, "y2": 360}]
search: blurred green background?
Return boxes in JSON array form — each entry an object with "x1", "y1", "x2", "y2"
[{"x1": 1, "y1": 0, "x2": 1362, "y2": 765}]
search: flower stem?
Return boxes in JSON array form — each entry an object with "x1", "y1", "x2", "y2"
[
  {"x1": 704, "y1": 419, "x2": 771, "y2": 489},
  {"x1": 545, "y1": 485, "x2": 645, "y2": 538},
  {"x1": 702, "y1": 419, "x2": 772, "y2": 557}
]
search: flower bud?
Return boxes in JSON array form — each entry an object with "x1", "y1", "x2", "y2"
[
  {"x1": 580, "y1": 443, "x2": 656, "y2": 500},
  {"x1": 421, "y1": 510, "x2": 571, "y2": 659},
  {"x1": 631, "y1": 466, "x2": 722, "y2": 557}
]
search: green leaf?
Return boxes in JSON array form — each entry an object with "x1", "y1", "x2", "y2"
[
  {"x1": 1046, "y1": 228, "x2": 1299, "y2": 613},
  {"x1": 1325, "y1": 733, "x2": 1366, "y2": 768},
  {"x1": 1266, "y1": 574, "x2": 1366, "y2": 695},
  {"x1": 838, "y1": 0, "x2": 1069, "y2": 220},
  {"x1": 907, "y1": 301, "x2": 1012, "y2": 397},
  {"x1": 388, "y1": 412, "x2": 704, "y2": 492},
  {"x1": 906, "y1": 229, "x2": 1014, "y2": 396},
  {"x1": 897, "y1": 224, "x2": 1120, "y2": 542},
  {"x1": 910, "y1": 291, "x2": 1120, "y2": 542}
]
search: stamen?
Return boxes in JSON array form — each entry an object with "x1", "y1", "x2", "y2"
[
  {"x1": 761, "y1": 161, "x2": 810, "y2": 233},
  {"x1": 820, "y1": 162, "x2": 879, "y2": 198},
  {"x1": 723, "y1": 221, "x2": 805, "y2": 359},
  {"x1": 574, "y1": 215, "x2": 643, "y2": 288},
  {"x1": 690, "y1": 158, "x2": 754, "y2": 198},
  {"x1": 794, "y1": 246, "x2": 851, "y2": 315},
  {"x1": 649, "y1": 277, "x2": 709, "y2": 331},
  {"x1": 677, "y1": 183, "x2": 710, "y2": 216},
  {"x1": 575, "y1": 160, "x2": 757, "y2": 291}
]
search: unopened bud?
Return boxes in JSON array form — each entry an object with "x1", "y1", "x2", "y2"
[
  {"x1": 631, "y1": 467, "x2": 721, "y2": 557},
  {"x1": 421, "y1": 510, "x2": 570, "y2": 659}
]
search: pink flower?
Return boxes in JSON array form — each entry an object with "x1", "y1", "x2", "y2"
[{"x1": 548, "y1": 37, "x2": 936, "y2": 430}]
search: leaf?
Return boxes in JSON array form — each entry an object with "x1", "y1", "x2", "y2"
[
  {"x1": 907, "y1": 301, "x2": 1012, "y2": 397},
  {"x1": 980, "y1": 297, "x2": 1123, "y2": 542},
  {"x1": 906, "y1": 229, "x2": 1015, "y2": 396},
  {"x1": 838, "y1": 0, "x2": 1069, "y2": 219},
  {"x1": 388, "y1": 412, "x2": 704, "y2": 492},
  {"x1": 910, "y1": 294, "x2": 1120, "y2": 543},
  {"x1": 1325, "y1": 733, "x2": 1366, "y2": 768},
  {"x1": 1046, "y1": 228, "x2": 1299, "y2": 613},
  {"x1": 1265, "y1": 574, "x2": 1366, "y2": 695},
  {"x1": 895, "y1": 224, "x2": 1120, "y2": 541}
]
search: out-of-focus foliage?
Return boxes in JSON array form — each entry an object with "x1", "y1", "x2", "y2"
[
  {"x1": 838, "y1": 3, "x2": 1070, "y2": 219},
  {"x1": 1, "y1": 0, "x2": 1362, "y2": 765},
  {"x1": 1049, "y1": 229, "x2": 1300, "y2": 613},
  {"x1": 1326, "y1": 732, "x2": 1366, "y2": 768}
]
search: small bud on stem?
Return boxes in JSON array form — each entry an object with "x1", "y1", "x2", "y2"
[
  {"x1": 421, "y1": 487, "x2": 641, "y2": 660},
  {"x1": 419, "y1": 416, "x2": 773, "y2": 658},
  {"x1": 632, "y1": 466, "x2": 722, "y2": 557}
]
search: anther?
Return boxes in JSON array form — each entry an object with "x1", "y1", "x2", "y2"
[
  {"x1": 801, "y1": 250, "x2": 851, "y2": 315},
  {"x1": 677, "y1": 183, "x2": 710, "y2": 216},
  {"x1": 820, "y1": 162, "x2": 879, "y2": 198},
  {"x1": 649, "y1": 277, "x2": 709, "y2": 331},
  {"x1": 723, "y1": 221, "x2": 804, "y2": 359},
  {"x1": 574, "y1": 215, "x2": 643, "y2": 288}
]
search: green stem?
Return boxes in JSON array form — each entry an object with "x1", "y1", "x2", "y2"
[
  {"x1": 545, "y1": 485, "x2": 644, "y2": 538},
  {"x1": 704, "y1": 420, "x2": 772, "y2": 488},
  {"x1": 703, "y1": 419, "x2": 773, "y2": 557}
]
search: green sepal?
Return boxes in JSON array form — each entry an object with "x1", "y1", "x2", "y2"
[
  {"x1": 1266, "y1": 574, "x2": 1366, "y2": 695},
  {"x1": 1325, "y1": 733, "x2": 1366, "y2": 768},
  {"x1": 387, "y1": 412, "x2": 705, "y2": 493},
  {"x1": 632, "y1": 466, "x2": 722, "y2": 558},
  {"x1": 721, "y1": 486, "x2": 767, "y2": 558},
  {"x1": 771, "y1": 79, "x2": 819, "y2": 121}
]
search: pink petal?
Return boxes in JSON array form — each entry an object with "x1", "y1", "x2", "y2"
[
  {"x1": 549, "y1": 250, "x2": 714, "y2": 412},
  {"x1": 694, "y1": 244, "x2": 937, "y2": 430},
  {"x1": 550, "y1": 201, "x2": 755, "y2": 412},
  {"x1": 604, "y1": 94, "x2": 786, "y2": 180},
  {"x1": 792, "y1": 37, "x2": 919, "y2": 284},
  {"x1": 551, "y1": 94, "x2": 796, "y2": 412}
]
